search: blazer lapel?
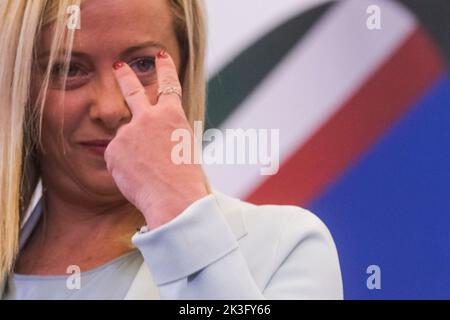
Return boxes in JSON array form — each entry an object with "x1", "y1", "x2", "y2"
[
  {"x1": 124, "y1": 262, "x2": 160, "y2": 299},
  {"x1": 214, "y1": 190, "x2": 248, "y2": 240},
  {"x1": 21, "y1": 179, "x2": 43, "y2": 229},
  {"x1": 0, "y1": 179, "x2": 44, "y2": 299}
]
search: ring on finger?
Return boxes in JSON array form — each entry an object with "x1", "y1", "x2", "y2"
[{"x1": 157, "y1": 86, "x2": 182, "y2": 100}]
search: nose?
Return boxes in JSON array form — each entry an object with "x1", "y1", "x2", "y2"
[{"x1": 89, "y1": 70, "x2": 132, "y2": 130}]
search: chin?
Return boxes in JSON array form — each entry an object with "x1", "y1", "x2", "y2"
[{"x1": 77, "y1": 165, "x2": 121, "y2": 195}]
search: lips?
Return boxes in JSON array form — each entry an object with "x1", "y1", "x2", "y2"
[
  {"x1": 79, "y1": 140, "x2": 111, "y2": 156},
  {"x1": 80, "y1": 140, "x2": 111, "y2": 147}
]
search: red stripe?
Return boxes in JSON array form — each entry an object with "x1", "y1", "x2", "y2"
[{"x1": 245, "y1": 28, "x2": 445, "y2": 206}]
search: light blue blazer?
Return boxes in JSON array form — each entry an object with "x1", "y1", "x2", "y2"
[{"x1": 1, "y1": 179, "x2": 343, "y2": 299}]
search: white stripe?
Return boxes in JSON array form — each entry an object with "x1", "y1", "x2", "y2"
[
  {"x1": 20, "y1": 178, "x2": 42, "y2": 229},
  {"x1": 203, "y1": 0, "x2": 417, "y2": 198},
  {"x1": 205, "y1": 0, "x2": 332, "y2": 76}
]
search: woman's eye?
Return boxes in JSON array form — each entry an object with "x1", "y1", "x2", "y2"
[
  {"x1": 49, "y1": 62, "x2": 89, "y2": 90},
  {"x1": 130, "y1": 57, "x2": 155, "y2": 74},
  {"x1": 52, "y1": 63, "x2": 83, "y2": 78},
  {"x1": 67, "y1": 65, "x2": 80, "y2": 77}
]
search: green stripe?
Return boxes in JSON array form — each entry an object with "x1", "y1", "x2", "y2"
[
  {"x1": 397, "y1": 0, "x2": 450, "y2": 68},
  {"x1": 205, "y1": 1, "x2": 336, "y2": 130}
]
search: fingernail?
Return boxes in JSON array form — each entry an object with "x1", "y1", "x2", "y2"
[
  {"x1": 113, "y1": 61, "x2": 125, "y2": 70},
  {"x1": 157, "y1": 50, "x2": 168, "y2": 59}
]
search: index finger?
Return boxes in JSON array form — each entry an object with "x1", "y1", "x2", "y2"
[
  {"x1": 155, "y1": 50, "x2": 183, "y2": 106},
  {"x1": 112, "y1": 61, "x2": 150, "y2": 116}
]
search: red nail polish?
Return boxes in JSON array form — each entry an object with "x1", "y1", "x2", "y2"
[
  {"x1": 113, "y1": 61, "x2": 125, "y2": 70},
  {"x1": 157, "y1": 50, "x2": 168, "y2": 59}
]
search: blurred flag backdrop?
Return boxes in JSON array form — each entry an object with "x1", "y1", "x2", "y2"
[{"x1": 203, "y1": 0, "x2": 450, "y2": 299}]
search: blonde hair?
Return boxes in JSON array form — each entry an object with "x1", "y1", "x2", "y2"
[{"x1": 0, "y1": 0, "x2": 208, "y2": 282}]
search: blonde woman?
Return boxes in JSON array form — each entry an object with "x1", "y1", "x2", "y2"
[{"x1": 0, "y1": 0, "x2": 343, "y2": 299}]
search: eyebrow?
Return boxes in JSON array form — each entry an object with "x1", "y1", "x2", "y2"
[
  {"x1": 119, "y1": 41, "x2": 166, "y2": 58},
  {"x1": 37, "y1": 41, "x2": 167, "y2": 60}
]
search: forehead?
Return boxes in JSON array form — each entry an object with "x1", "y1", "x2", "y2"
[{"x1": 39, "y1": 0, "x2": 175, "y2": 55}]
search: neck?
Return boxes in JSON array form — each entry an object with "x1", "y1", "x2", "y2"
[
  {"x1": 15, "y1": 171, "x2": 145, "y2": 275},
  {"x1": 40, "y1": 176, "x2": 145, "y2": 247}
]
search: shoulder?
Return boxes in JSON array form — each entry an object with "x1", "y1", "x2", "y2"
[
  {"x1": 243, "y1": 198, "x2": 334, "y2": 241},
  {"x1": 214, "y1": 191, "x2": 344, "y2": 299},
  {"x1": 214, "y1": 190, "x2": 336, "y2": 247}
]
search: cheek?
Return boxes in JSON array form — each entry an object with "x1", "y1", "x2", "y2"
[{"x1": 41, "y1": 91, "x2": 86, "y2": 142}]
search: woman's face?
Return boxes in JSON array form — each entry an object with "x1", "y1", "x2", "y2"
[{"x1": 34, "y1": 0, "x2": 182, "y2": 198}]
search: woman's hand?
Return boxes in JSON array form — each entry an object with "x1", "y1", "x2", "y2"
[{"x1": 105, "y1": 51, "x2": 209, "y2": 229}]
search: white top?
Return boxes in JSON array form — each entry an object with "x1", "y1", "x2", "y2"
[{"x1": 4, "y1": 250, "x2": 143, "y2": 300}]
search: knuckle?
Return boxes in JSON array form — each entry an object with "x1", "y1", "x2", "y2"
[{"x1": 125, "y1": 87, "x2": 146, "y2": 98}]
